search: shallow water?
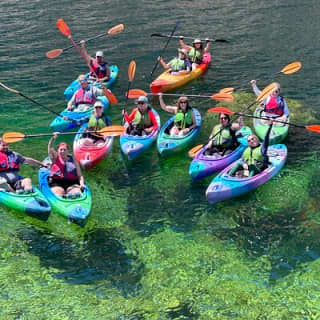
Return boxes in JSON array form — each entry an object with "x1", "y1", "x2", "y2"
[{"x1": 1, "y1": 0, "x2": 320, "y2": 319}]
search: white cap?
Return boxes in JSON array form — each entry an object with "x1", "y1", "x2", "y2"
[
  {"x1": 136, "y1": 96, "x2": 148, "y2": 104},
  {"x1": 96, "y1": 51, "x2": 104, "y2": 57},
  {"x1": 94, "y1": 100, "x2": 104, "y2": 108}
]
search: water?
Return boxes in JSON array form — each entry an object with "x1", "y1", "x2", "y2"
[{"x1": 1, "y1": 0, "x2": 320, "y2": 319}]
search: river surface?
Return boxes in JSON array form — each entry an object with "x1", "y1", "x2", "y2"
[{"x1": 1, "y1": 0, "x2": 320, "y2": 319}]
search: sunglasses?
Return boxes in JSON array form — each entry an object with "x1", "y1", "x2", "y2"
[
  {"x1": 137, "y1": 101, "x2": 145, "y2": 105},
  {"x1": 79, "y1": 79, "x2": 87, "y2": 83},
  {"x1": 220, "y1": 117, "x2": 228, "y2": 120},
  {"x1": 180, "y1": 101, "x2": 188, "y2": 104},
  {"x1": 95, "y1": 106, "x2": 103, "y2": 109}
]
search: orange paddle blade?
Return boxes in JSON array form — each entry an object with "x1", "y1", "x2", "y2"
[
  {"x1": 256, "y1": 82, "x2": 277, "y2": 102},
  {"x1": 108, "y1": 24, "x2": 124, "y2": 35},
  {"x1": 211, "y1": 93, "x2": 234, "y2": 102},
  {"x1": 99, "y1": 125, "x2": 125, "y2": 136},
  {"x1": 128, "y1": 89, "x2": 147, "y2": 99},
  {"x1": 128, "y1": 61, "x2": 136, "y2": 82},
  {"x1": 281, "y1": 61, "x2": 302, "y2": 75},
  {"x1": 306, "y1": 125, "x2": 320, "y2": 133},
  {"x1": 188, "y1": 144, "x2": 204, "y2": 158},
  {"x1": 219, "y1": 87, "x2": 235, "y2": 94},
  {"x1": 103, "y1": 88, "x2": 118, "y2": 104},
  {"x1": 207, "y1": 107, "x2": 234, "y2": 115},
  {"x1": 46, "y1": 49, "x2": 63, "y2": 59},
  {"x1": 3, "y1": 132, "x2": 26, "y2": 143},
  {"x1": 57, "y1": 19, "x2": 71, "y2": 37}
]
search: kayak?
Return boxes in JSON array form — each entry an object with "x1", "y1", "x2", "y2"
[
  {"x1": 253, "y1": 107, "x2": 289, "y2": 144},
  {"x1": 157, "y1": 108, "x2": 201, "y2": 156},
  {"x1": 150, "y1": 53, "x2": 211, "y2": 93},
  {"x1": 189, "y1": 126, "x2": 252, "y2": 181},
  {"x1": 120, "y1": 108, "x2": 161, "y2": 160},
  {"x1": 49, "y1": 96, "x2": 109, "y2": 132},
  {"x1": 39, "y1": 159, "x2": 92, "y2": 226},
  {"x1": 206, "y1": 144, "x2": 287, "y2": 204},
  {"x1": 73, "y1": 123, "x2": 113, "y2": 170},
  {"x1": 0, "y1": 183, "x2": 51, "y2": 220},
  {"x1": 64, "y1": 65, "x2": 119, "y2": 101}
]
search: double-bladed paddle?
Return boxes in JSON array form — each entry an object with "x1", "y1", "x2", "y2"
[
  {"x1": 151, "y1": 33, "x2": 229, "y2": 43},
  {"x1": 46, "y1": 24, "x2": 124, "y2": 59}
]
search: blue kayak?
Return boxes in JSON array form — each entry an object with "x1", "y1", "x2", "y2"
[{"x1": 64, "y1": 65, "x2": 119, "y2": 101}]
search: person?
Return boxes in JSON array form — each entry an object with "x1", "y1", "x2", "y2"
[
  {"x1": 229, "y1": 122, "x2": 273, "y2": 177},
  {"x1": 67, "y1": 74, "x2": 105, "y2": 112},
  {"x1": 179, "y1": 37, "x2": 210, "y2": 70},
  {"x1": 48, "y1": 133, "x2": 85, "y2": 197},
  {"x1": 0, "y1": 138, "x2": 45, "y2": 193},
  {"x1": 80, "y1": 40, "x2": 111, "y2": 83},
  {"x1": 80, "y1": 100, "x2": 111, "y2": 146},
  {"x1": 157, "y1": 49, "x2": 191, "y2": 75},
  {"x1": 204, "y1": 113, "x2": 243, "y2": 156},
  {"x1": 159, "y1": 94, "x2": 197, "y2": 136},
  {"x1": 122, "y1": 96, "x2": 159, "y2": 136},
  {"x1": 250, "y1": 80, "x2": 289, "y2": 124}
]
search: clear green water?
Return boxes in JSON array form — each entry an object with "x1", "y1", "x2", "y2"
[{"x1": 1, "y1": 0, "x2": 320, "y2": 319}]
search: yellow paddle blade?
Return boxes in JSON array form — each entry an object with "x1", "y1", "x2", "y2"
[
  {"x1": 46, "y1": 49, "x2": 63, "y2": 59},
  {"x1": 281, "y1": 61, "x2": 302, "y2": 75},
  {"x1": 108, "y1": 24, "x2": 124, "y2": 35},
  {"x1": 188, "y1": 144, "x2": 204, "y2": 158},
  {"x1": 256, "y1": 82, "x2": 277, "y2": 102},
  {"x1": 306, "y1": 125, "x2": 320, "y2": 134},
  {"x1": 56, "y1": 18, "x2": 71, "y2": 37},
  {"x1": 98, "y1": 125, "x2": 125, "y2": 136},
  {"x1": 219, "y1": 87, "x2": 235, "y2": 94},
  {"x1": 3, "y1": 132, "x2": 26, "y2": 143},
  {"x1": 103, "y1": 88, "x2": 118, "y2": 104},
  {"x1": 211, "y1": 93, "x2": 234, "y2": 102},
  {"x1": 128, "y1": 89, "x2": 147, "y2": 99},
  {"x1": 207, "y1": 107, "x2": 234, "y2": 115},
  {"x1": 128, "y1": 61, "x2": 136, "y2": 82}
]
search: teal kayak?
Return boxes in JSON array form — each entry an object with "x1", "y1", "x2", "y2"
[
  {"x1": 38, "y1": 159, "x2": 92, "y2": 226},
  {"x1": 253, "y1": 107, "x2": 289, "y2": 144},
  {"x1": 157, "y1": 108, "x2": 201, "y2": 155}
]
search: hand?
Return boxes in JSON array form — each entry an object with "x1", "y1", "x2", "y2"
[
  {"x1": 179, "y1": 36, "x2": 184, "y2": 40},
  {"x1": 53, "y1": 132, "x2": 60, "y2": 139},
  {"x1": 100, "y1": 82, "x2": 105, "y2": 89},
  {"x1": 41, "y1": 161, "x2": 50, "y2": 168},
  {"x1": 205, "y1": 38, "x2": 210, "y2": 43},
  {"x1": 80, "y1": 40, "x2": 85, "y2": 47},
  {"x1": 157, "y1": 56, "x2": 162, "y2": 62},
  {"x1": 250, "y1": 79, "x2": 256, "y2": 86},
  {"x1": 158, "y1": 92, "x2": 163, "y2": 97}
]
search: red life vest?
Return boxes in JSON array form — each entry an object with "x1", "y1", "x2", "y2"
[
  {"x1": 50, "y1": 155, "x2": 78, "y2": 180},
  {"x1": 264, "y1": 96, "x2": 284, "y2": 116},
  {"x1": 0, "y1": 151, "x2": 20, "y2": 172},
  {"x1": 90, "y1": 60, "x2": 107, "y2": 79},
  {"x1": 74, "y1": 86, "x2": 96, "y2": 106}
]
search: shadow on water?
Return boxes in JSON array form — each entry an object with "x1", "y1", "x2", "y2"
[{"x1": 17, "y1": 227, "x2": 143, "y2": 297}]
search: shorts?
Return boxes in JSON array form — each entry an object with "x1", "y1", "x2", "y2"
[{"x1": 48, "y1": 178, "x2": 80, "y2": 191}]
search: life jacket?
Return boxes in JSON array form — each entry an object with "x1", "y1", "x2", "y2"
[
  {"x1": 242, "y1": 145, "x2": 264, "y2": 166},
  {"x1": 170, "y1": 58, "x2": 187, "y2": 72},
  {"x1": 211, "y1": 124, "x2": 235, "y2": 146},
  {"x1": 132, "y1": 108, "x2": 153, "y2": 129},
  {"x1": 174, "y1": 109, "x2": 193, "y2": 129},
  {"x1": 264, "y1": 96, "x2": 285, "y2": 116},
  {"x1": 74, "y1": 86, "x2": 96, "y2": 106},
  {"x1": 90, "y1": 60, "x2": 108, "y2": 79},
  {"x1": 87, "y1": 112, "x2": 107, "y2": 131},
  {"x1": 50, "y1": 155, "x2": 78, "y2": 181},
  {"x1": 0, "y1": 151, "x2": 20, "y2": 172},
  {"x1": 188, "y1": 48, "x2": 203, "y2": 64}
]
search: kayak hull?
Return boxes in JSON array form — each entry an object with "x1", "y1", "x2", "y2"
[
  {"x1": 150, "y1": 53, "x2": 211, "y2": 93},
  {"x1": 189, "y1": 126, "x2": 252, "y2": 181},
  {"x1": 157, "y1": 108, "x2": 201, "y2": 156},
  {"x1": 206, "y1": 144, "x2": 287, "y2": 204}
]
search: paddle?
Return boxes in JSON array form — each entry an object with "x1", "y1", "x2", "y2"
[
  {"x1": 151, "y1": 33, "x2": 229, "y2": 43},
  {"x1": 219, "y1": 61, "x2": 302, "y2": 94},
  {"x1": 125, "y1": 61, "x2": 137, "y2": 106},
  {"x1": 0, "y1": 81, "x2": 78, "y2": 126},
  {"x1": 150, "y1": 22, "x2": 179, "y2": 77},
  {"x1": 207, "y1": 106, "x2": 320, "y2": 133},
  {"x1": 46, "y1": 24, "x2": 124, "y2": 59},
  {"x1": 127, "y1": 88, "x2": 234, "y2": 102},
  {"x1": 188, "y1": 83, "x2": 277, "y2": 158},
  {"x1": 56, "y1": 18, "x2": 118, "y2": 104},
  {"x1": 3, "y1": 125, "x2": 125, "y2": 144}
]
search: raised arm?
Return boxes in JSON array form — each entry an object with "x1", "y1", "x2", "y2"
[
  {"x1": 80, "y1": 40, "x2": 94, "y2": 66},
  {"x1": 203, "y1": 39, "x2": 210, "y2": 53},
  {"x1": 158, "y1": 56, "x2": 170, "y2": 70},
  {"x1": 179, "y1": 37, "x2": 192, "y2": 52},
  {"x1": 158, "y1": 93, "x2": 178, "y2": 113},
  {"x1": 48, "y1": 134, "x2": 58, "y2": 163}
]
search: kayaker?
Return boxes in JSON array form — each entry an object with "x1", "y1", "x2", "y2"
[
  {"x1": 159, "y1": 94, "x2": 197, "y2": 136},
  {"x1": 229, "y1": 122, "x2": 273, "y2": 177},
  {"x1": 0, "y1": 138, "x2": 45, "y2": 193},
  {"x1": 79, "y1": 100, "x2": 111, "y2": 146},
  {"x1": 204, "y1": 113, "x2": 243, "y2": 156},
  {"x1": 250, "y1": 80, "x2": 289, "y2": 123},
  {"x1": 157, "y1": 49, "x2": 191, "y2": 75},
  {"x1": 80, "y1": 40, "x2": 110, "y2": 83},
  {"x1": 122, "y1": 96, "x2": 159, "y2": 136},
  {"x1": 48, "y1": 133, "x2": 85, "y2": 197},
  {"x1": 179, "y1": 37, "x2": 210, "y2": 70},
  {"x1": 67, "y1": 74, "x2": 105, "y2": 112}
]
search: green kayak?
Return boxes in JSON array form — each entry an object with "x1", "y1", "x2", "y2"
[{"x1": 253, "y1": 107, "x2": 289, "y2": 144}]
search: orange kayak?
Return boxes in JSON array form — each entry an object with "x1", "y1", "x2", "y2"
[{"x1": 150, "y1": 53, "x2": 211, "y2": 93}]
